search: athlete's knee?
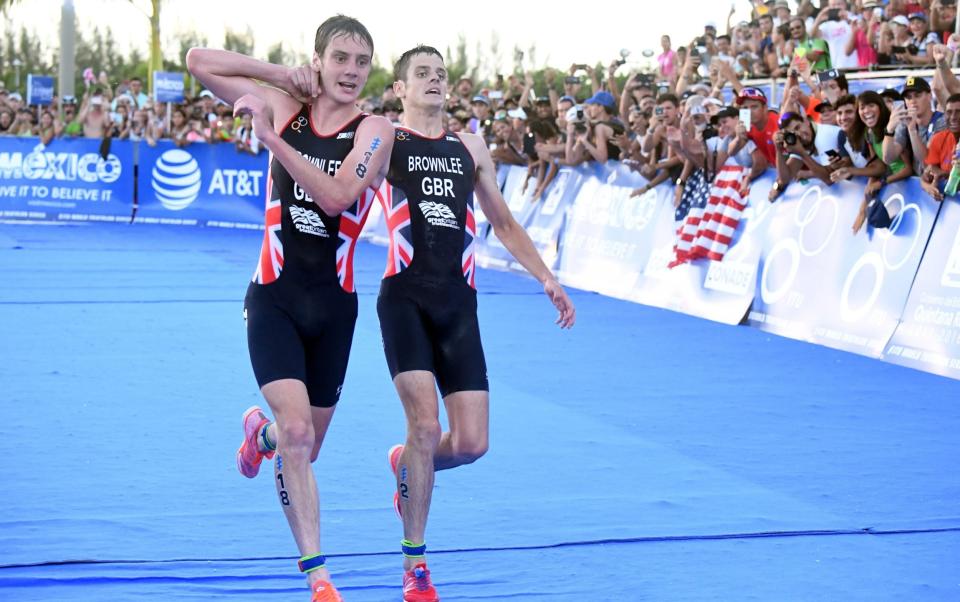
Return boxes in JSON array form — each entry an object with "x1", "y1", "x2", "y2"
[
  {"x1": 407, "y1": 417, "x2": 442, "y2": 450},
  {"x1": 453, "y1": 435, "x2": 488, "y2": 465},
  {"x1": 276, "y1": 418, "x2": 315, "y2": 458}
]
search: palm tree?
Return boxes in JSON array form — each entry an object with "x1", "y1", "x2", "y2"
[{"x1": 129, "y1": 0, "x2": 162, "y2": 95}]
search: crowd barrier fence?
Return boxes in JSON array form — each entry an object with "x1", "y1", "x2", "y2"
[{"x1": 2, "y1": 136, "x2": 957, "y2": 380}]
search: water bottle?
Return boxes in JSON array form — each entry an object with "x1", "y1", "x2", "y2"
[{"x1": 945, "y1": 139, "x2": 960, "y2": 196}]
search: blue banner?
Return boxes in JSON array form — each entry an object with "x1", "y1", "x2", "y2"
[
  {"x1": 747, "y1": 177, "x2": 939, "y2": 357},
  {"x1": 557, "y1": 162, "x2": 664, "y2": 299},
  {"x1": 153, "y1": 71, "x2": 184, "y2": 103},
  {"x1": 627, "y1": 171, "x2": 767, "y2": 325},
  {"x1": 26, "y1": 75, "x2": 55, "y2": 106},
  {"x1": 136, "y1": 140, "x2": 268, "y2": 227},
  {"x1": 0, "y1": 136, "x2": 134, "y2": 222},
  {"x1": 884, "y1": 199, "x2": 960, "y2": 379},
  {"x1": 477, "y1": 164, "x2": 580, "y2": 271}
]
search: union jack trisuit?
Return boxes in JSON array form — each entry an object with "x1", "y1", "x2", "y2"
[{"x1": 242, "y1": 106, "x2": 374, "y2": 410}]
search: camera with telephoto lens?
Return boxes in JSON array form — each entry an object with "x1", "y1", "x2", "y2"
[{"x1": 782, "y1": 131, "x2": 798, "y2": 146}]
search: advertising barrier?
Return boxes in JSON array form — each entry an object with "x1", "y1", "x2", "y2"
[
  {"x1": 884, "y1": 199, "x2": 960, "y2": 379},
  {"x1": 135, "y1": 140, "x2": 267, "y2": 228},
  {"x1": 747, "y1": 178, "x2": 939, "y2": 358},
  {"x1": 0, "y1": 137, "x2": 134, "y2": 222},
  {"x1": 557, "y1": 162, "x2": 663, "y2": 299}
]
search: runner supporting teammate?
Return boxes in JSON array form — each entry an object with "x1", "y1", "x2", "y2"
[
  {"x1": 186, "y1": 15, "x2": 393, "y2": 602},
  {"x1": 379, "y1": 45, "x2": 576, "y2": 602}
]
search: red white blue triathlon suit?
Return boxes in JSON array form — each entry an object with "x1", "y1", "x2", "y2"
[
  {"x1": 243, "y1": 107, "x2": 374, "y2": 407},
  {"x1": 376, "y1": 127, "x2": 488, "y2": 396}
]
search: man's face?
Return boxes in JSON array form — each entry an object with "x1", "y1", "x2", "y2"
[
  {"x1": 640, "y1": 96, "x2": 656, "y2": 112},
  {"x1": 397, "y1": 53, "x2": 448, "y2": 110},
  {"x1": 63, "y1": 105, "x2": 76, "y2": 120},
  {"x1": 904, "y1": 89, "x2": 931, "y2": 115},
  {"x1": 536, "y1": 103, "x2": 552, "y2": 118},
  {"x1": 743, "y1": 99, "x2": 766, "y2": 125},
  {"x1": 0, "y1": 111, "x2": 11, "y2": 128},
  {"x1": 556, "y1": 100, "x2": 573, "y2": 128},
  {"x1": 717, "y1": 38, "x2": 731, "y2": 54},
  {"x1": 447, "y1": 116, "x2": 463, "y2": 132},
  {"x1": 790, "y1": 20, "x2": 806, "y2": 40},
  {"x1": 658, "y1": 101, "x2": 678, "y2": 125},
  {"x1": 564, "y1": 80, "x2": 582, "y2": 97},
  {"x1": 759, "y1": 16, "x2": 773, "y2": 34},
  {"x1": 819, "y1": 106, "x2": 837, "y2": 125},
  {"x1": 718, "y1": 115, "x2": 737, "y2": 137},
  {"x1": 821, "y1": 79, "x2": 845, "y2": 104},
  {"x1": 315, "y1": 33, "x2": 373, "y2": 105},
  {"x1": 835, "y1": 103, "x2": 857, "y2": 131},
  {"x1": 945, "y1": 101, "x2": 960, "y2": 133},
  {"x1": 776, "y1": 7, "x2": 791, "y2": 21},
  {"x1": 130, "y1": 80, "x2": 142, "y2": 95},
  {"x1": 471, "y1": 101, "x2": 490, "y2": 119},
  {"x1": 456, "y1": 79, "x2": 473, "y2": 97},
  {"x1": 585, "y1": 103, "x2": 603, "y2": 120}
]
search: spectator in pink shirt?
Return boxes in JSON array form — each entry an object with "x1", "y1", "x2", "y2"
[{"x1": 658, "y1": 35, "x2": 678, "y2": 79}]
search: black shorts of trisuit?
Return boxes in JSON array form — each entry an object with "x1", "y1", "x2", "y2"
[
  {"x1": 377, "y1": 273, "x2": 489, "y2": 398},
  {"x1": 244, "y1": 280, "x2": 358, "y2": 408}
]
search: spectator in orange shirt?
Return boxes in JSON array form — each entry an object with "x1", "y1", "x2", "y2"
[{"x1": 921, "y1": 92, "x2": 960, "y2": 200}]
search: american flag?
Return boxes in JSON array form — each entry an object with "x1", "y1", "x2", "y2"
[
  {"x1": 379, "y1": 183, "x2": 413, "y2": 278},
  {"x1": 670, "y1": 169, "x2": 711, "y2": 268},
  {"x1": 689, "y1": 165, "x2": 750, "y2": 261},
  {"x1": 253, "y1": 168, "x2": 284, "y2": 284}
]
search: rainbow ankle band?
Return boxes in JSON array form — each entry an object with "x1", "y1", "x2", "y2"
[
  {"x1": 401, "y1": 539, "x2": 426, "y2": 558},
  {"x1": 298, "y1": 553, "x2": 326, "y2": 573}
]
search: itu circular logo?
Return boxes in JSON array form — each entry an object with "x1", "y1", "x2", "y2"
[{"x1": 151, "y1": 149, "x2": 201, "y2": 210}]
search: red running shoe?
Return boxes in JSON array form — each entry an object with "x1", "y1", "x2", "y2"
[
  {"x1": 403, "y1": 562, "x2": 439, "y2": 602},
  {"x1": 236, "y1": 406, "x2": 275, "y2": 478},
  {"x1": 388, "y1": 444, "x2": 404, "y2": 518},
  {"x1": 310, "y1": 579, "x2": 343, "y2": 602}
]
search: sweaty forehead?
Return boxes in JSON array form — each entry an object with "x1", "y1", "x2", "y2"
[
  {"x1": 410, "y1": 56, "x2": 446, "y2": 71},
  {"x1": 326, "y1": 34, "x2": 372, "y2": 57}
]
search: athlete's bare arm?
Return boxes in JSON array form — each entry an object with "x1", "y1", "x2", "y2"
[
  {"x1": 186, "y1": 48, "x2": 311, "y2": 133},
  {"x1": 460, "y1": 132, "x2": 576, "y2": 328},
  {"x1": 234, "y1": 94, "x2": 395, "y2": 215}
]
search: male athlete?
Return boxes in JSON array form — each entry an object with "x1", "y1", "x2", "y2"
[
  {"x1": 186, "y1": 15, "x2": 393, "y2": 602},
  {"x1": 380, "y1": 46, "x2": 576, "y2": 601}
]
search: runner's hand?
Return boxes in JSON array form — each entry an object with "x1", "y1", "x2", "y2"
[
  {"x1": 286, "y1": 64, "x2": 320, "y2": 103},
  {"x1": 544, "y1": 277, "x2": 576, "y2": 328},
  {"x1": 234, "y1": 94, "x2": 275, "y2": 140}
]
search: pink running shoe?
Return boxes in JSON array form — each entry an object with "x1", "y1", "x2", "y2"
[
  {"x1": 388, "y1": 444, "x2": 404, "y2": 518},
  {"x1": 237, "y1": 406, "x2": 275, "y2": 478}
]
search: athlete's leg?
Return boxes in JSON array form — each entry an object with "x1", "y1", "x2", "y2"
[
  {"x1": 434, "y1": 390, "x2": 489, "y2": 470},
  {"x1": 393, "y1": 370, "x2": 441, "y2": 571},
  {"x1": 263, "y1": 378, "x2": 335, "y2": 585}
]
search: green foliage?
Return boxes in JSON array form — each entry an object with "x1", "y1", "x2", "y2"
[
  {"x1": 223, "y1": 27, "x2": 254, "y2": 57},
  {"x1": 362, "y1": 61, "x2": 393, "y2": 98}
]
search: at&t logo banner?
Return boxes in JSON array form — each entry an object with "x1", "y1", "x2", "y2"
[{"x1": 136, "y1": 140, "x2": 267, "y2": 227}]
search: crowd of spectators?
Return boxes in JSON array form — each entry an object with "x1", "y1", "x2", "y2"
[
  {"x1": 0, "y1": 72, "x2": 261, "y2": 154},
  {"x1": 2, "y1": 0, "x2": 960, "y2": 229}
]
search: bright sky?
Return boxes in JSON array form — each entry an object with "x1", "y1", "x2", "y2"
[{"x1": 4, "y1": 0, "x2": 748, "y2": 78}]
